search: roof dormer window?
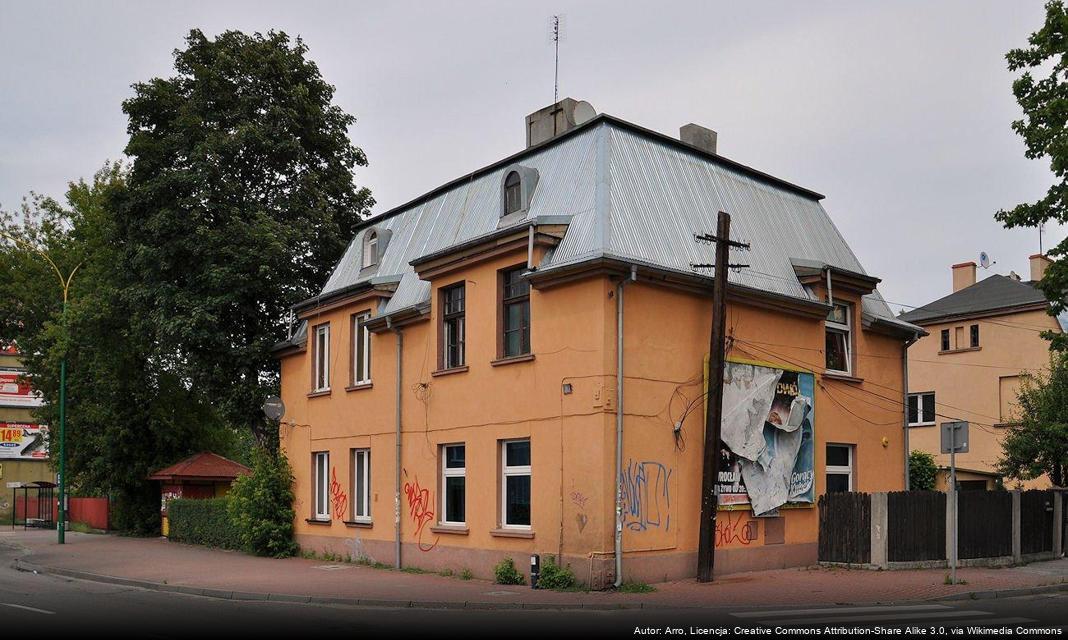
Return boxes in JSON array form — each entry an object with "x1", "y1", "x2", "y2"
[
  {"x1": 504, "y1": 171, "x2": 522, "y2": 216},
  {"x1": 362, "y1": 230, "x2": 378, "y2": 269}
]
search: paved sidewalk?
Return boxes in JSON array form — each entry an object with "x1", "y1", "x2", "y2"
[{"x1": 3, "y1": 530, "x2": 1066, "y2": 609}]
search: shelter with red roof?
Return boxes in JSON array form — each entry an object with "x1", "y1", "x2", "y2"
[{"x1": 148, "y1": 451, "x2": 250, "y2": 536}]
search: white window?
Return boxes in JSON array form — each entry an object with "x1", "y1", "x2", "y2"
[
  {"x1": 907, "y1": 392, "x2": 936, "y2": 426},
  {"x1": 352, "y1": 449, "x2": 371, "y2": 522},
  {"x1": 353, "y1": 312, "x2": 372, "y2": 385},
  {"x1": 313, "y1": 323, "x2": 330, "y2": 391},
  {"x1": 441, "y1": 444, "x2": 466, "y2": 525},
  {"x1": 825, "y1": 302, "x2": 852, "y2": 375},
  {"x1": 313, "y1": 452, "x2": 330, "y2": 520},
  {"x1": 825, "y1": 444, "x2": 853, "y2": 493},
  {"x1": 362, "y1": 231, "x2": 378, "y2": 268},
  {"x1": 501, "y1": 439, "x2": 531, "y2": 528}
]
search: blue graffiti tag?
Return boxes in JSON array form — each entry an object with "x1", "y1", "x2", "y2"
[{"x1": 619, "y1": 460, "x2": 672, "y2": 532}]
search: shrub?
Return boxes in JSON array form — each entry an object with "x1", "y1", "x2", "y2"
[
  {"x1": 168, "y1": 498, "x2": 241, "y2": 550},
  {"x1": 460, "y1": 568, "x2": 473, "y2": 580},
  {"x1": 494, "y1": 557, "x2": 525, "y2": 585},
  {"x1": 909, "y1": 450, "x2": 938, "y2": 491},
  {"x1": 537, "y1": 555, "x2": 576, "y2": 590},
  {"x1": 618, "y1": 580, "x2": 656, "y2": 593},
  {"x1": 227, "y1": 446, "x2": 298, "y2": 558}
]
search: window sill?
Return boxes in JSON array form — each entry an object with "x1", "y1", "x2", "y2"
[
  {"x1": 490, "y1": 528, "x2": 534, "y2": 539},
  {"x1": 430, "y1": 524, "x2": 469, "y2": 535},
  {"x1": 939, "y1": 347, "x2": 981, "y2": 355},
  {"x1": 908, "y1": 422, "x2": 936, "y2": 428},
  {"x1": 345, "y1": 382, "x2": 373, "y2": 392},
  {"x1": 491, "y1": 354, "x2": 535, "y2": 367},
  {"x1": 307, "y1": 389, "x2": 332, "y2": 398},
  {"x1": 822, "y1": 372, "x2": 863, "y2": 384},
  {"x1": 432, "y1": 365, "x2": 469, "y2": 377},
  {"x1": 344, "y1": 520, "x2": 373, "y2": 528},
  {"x1": 305, "y1": 518, "x2": 332, "y2": 525}
]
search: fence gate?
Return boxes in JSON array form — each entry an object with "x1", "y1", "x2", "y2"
[
  {"x1": 1020, "y1": 490, "x2": 1054, "y2": 555},
  {"x1": 958, "y1": 490, "x2": 1012, "y2": 559},
  {"x1": 887, "y1": 490, "x2": 945, "y2": 562},
  {"x1": 818, "y1": 492, "x2": 871, "y2": 564}
]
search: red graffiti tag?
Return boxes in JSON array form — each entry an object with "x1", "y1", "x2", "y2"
[
  {"x1": 330, "y1": 467, "x2": 347, "y2": 520},
  {"x1": 715, "y1": 510, "x2": 756, "y2": 547},
  {"x1": 403, "y1": 476, "x2": 438, "y2": 552}
]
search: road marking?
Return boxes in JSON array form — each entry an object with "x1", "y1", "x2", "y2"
[
  {"x1": 732, "y1": 604, "x2": 951, "y2": 618},
  {"x1": 755, "y1": 610, "x2": 993, "y2": 625},
  {"x1": 0, "y1": 603, "x2": 55, "y2": 615}
]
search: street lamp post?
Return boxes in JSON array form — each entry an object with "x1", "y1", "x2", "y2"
[{"x1": 0, "y1": 230, "x2": 80, "y2": 544}]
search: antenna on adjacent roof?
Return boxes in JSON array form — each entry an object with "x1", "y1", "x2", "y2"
[{"x1": 549, "y1": 15, "x2": 566, "y2": 103}]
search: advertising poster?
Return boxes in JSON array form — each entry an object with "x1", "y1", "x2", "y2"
[
  {"x1": 0, "y1": 423, "x2": 50, "y2": 460},
  {"x1": 0, "y1": 370, "x2": 42, "y2": 408},
  {"x1": 715, "y1": 361, "x2": 815, "y2": 515}
]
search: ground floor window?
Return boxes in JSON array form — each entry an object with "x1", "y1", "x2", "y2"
[
  {"x1": 501, "y1": 439, "x2": 531, "y2": 528},
  {"x1": 352, "y1": 449, "x2": 371, "y2": 522},
  {"x1": 825, "y1": 444, "x2": 853, "y2": 493},
  {"x1": 313, "y1": 451, "x2": 330, "y2": 520},
  {"x1": 441, "y1": 444, "x2": 466, "y2": 525}
]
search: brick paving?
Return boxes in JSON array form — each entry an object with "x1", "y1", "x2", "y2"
[{"x1": 2, "y1": 530, "x2": 1065, "y2": 609}]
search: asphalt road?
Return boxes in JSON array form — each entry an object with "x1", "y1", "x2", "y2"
[{"x1": 0, "y1": 545, "x2": 1065, "y2": 638}]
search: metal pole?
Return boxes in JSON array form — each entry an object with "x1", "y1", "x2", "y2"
[
  {"x1": 57, "y1": 294, "x2": 67, "y2": 544},
  {"x1": 950, "y1": 436, "x2": 957, "y2": 584},
  {"x1": 697, "y1": 211, "x2": 731, "y2": 582}
]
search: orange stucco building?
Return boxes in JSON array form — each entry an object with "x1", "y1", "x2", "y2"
[
  {"x1": 274, "y1": 100, "x2": 922, "y2": 586},
  {"x1": 901, "y1": 256, "x2": 1061, "y2": 490}
]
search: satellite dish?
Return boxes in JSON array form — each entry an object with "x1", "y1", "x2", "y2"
[
  {"x1": 573, "y1": 101, "x2": 597, "y2": 126},
  {"x1": 979, "y1": 251, "x2": 991, "y2": 269},
  {"x1": 262, "y1": 395, "x2": 285, "y2": 421}
]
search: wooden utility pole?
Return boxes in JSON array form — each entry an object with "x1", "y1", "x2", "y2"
[{"x1": 694, "y1": 211, "x2": 749, "y2": 583}]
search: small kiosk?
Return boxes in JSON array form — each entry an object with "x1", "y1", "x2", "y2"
[{"x1": 148, "y1": 452, "x2": 250, "y2": 536}]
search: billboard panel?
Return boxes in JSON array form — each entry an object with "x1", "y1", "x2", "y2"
[
  {"x1": 0, "y1": 370, "x2": 42, "y2": 408},
  {"x1": 0, "y1": 423, "x2": 49, "y2": 460}
]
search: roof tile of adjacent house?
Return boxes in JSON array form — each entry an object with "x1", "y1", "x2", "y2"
[{"x1": 898, "y1": 274, "x2": 1051, "y2": 325}]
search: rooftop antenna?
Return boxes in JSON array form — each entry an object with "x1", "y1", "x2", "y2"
[
  {"x1": 1039, "y1": 222, "x2": 1045, "y2": 254},
  {"x1": 979, "y1": 251, "x2": 996, "y2": 270},
  {"x1": 549, "y1": 15, "x2": 566, "y2": 103}
]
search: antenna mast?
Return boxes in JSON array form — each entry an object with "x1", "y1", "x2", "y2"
[
  {"x1": 1040, "y1": 222, "x2": 1045, "y2": 254},
  {"x1": 551, "y1": 15, "x2": 561, "y2": 103}
]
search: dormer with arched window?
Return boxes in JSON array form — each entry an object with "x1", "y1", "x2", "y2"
[
  {"x1": 362, "y1": 230, "x2": 379, "y2": 269},
  {"x1": 358, "y1": 227, "x2": 391, "y2": 275},
  {"x1": 498, "y1": 164, "x2": 539, "y2": 227}
]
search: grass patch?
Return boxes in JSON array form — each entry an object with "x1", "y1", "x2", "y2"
[
  {"x1": 68, "y1": 521, "x2": 104, "y2": 534},
  {"x1": 438, "y1": 568, "x2": 454, "y2": 577},
  {"x1": 400, "y1": 566, "x2": 429, "y2": 574},
  {"x1": 460, "y1": 568, "x2": 473, "y2": 580},
  {"x1": 617, "y1": 580, "x2": 656, "y2": 593}
]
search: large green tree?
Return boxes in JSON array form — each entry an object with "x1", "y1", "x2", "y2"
[
  {"x1": 1000, "y1": 0, "x2": 1068, "y2": 349},
  {"x1": 118, "y1": 29, "x2": 373, "y2": 445},
  {"x1": 997, "y1": 352, "x2": 1068, "y2": 486}
]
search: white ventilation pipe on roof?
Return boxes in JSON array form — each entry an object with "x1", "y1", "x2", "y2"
[{"x1": 614, "y1": 265, "x2": 638, "y2": 588}]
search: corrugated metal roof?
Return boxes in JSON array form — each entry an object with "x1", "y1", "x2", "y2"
[{"x1": 314, "y1": 115, "x2": 913, "y2": 331}]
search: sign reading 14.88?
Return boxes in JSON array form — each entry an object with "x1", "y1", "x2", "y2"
[{"x1": 0, "y1": 423, "x2": 49, "y2": 460}]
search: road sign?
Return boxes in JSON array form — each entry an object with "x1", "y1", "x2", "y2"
[{"x1": 940, "y1": 421, "x2": 968, "y2": 454}]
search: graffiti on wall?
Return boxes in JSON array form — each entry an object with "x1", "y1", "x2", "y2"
[
  {"x1": 618, "y1": 459, "x2": 672, "y2": 532},
  {"x1": 330, "y1": 467, "x2": 347, "y2": 520},
  {"x1": 715, "y1": 510, "x2": 757, "y2": 547},
  {"x1": 570, "y1": 489, "x2": 589, "y2": 533},
  {"x1": 403, "y1": 474, "x2": 438, "y2": 552}
]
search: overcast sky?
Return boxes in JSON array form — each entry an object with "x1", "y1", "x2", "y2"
[{"x1": 0, "y1": 0, "x2": 1057, "y2": 310}]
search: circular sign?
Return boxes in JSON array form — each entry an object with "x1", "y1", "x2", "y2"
[{"x1": 262, "y1": 395, "x2": 285, "y2": 421}]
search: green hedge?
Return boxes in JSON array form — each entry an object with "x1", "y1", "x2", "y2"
[{"x1": 168, "y1": 498, "x2": 241, "y2": 550}]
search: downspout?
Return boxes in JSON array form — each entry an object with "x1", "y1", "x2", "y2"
[
  {"x1": 614, "y1": 265, "x2": 638, "y2": 588},
  {"x1": 388, "y1": 317, "x2": 404, "y2": 569},
  {"x1": 903, "y1": 333, "x2": 918, "y2": 490},
  {"x1": 825, "y1": 268, "x2": 833, "y2": 306}
]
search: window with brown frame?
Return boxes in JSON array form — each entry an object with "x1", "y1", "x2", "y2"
[
  {"x1": 352, "y1": 312, "x2": 372, "y2": 385},
  {"x1": 500, "y1": 266, "x2": 530, "y2": 358},
  {"x1": 503, "y1": 171, "x2": 522, "y2": 216},
  {"x1": 441, "y1": 283, "x2": 466, "y2": 369},
  {"x1": 312, "y1": 323, "x2": 330, "y2": 391}
]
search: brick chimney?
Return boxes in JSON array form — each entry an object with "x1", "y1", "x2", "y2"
[
  {"x1": 1030, "y1": 253, "x2": 1052, "y2": 282},
  {"x1": 952, "y1": 261, "x2": 976, "y2": 292}
]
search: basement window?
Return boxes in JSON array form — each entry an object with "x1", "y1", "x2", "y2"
[{"x1": 907, "y1": 392, "x2": 936, "y2": 427}]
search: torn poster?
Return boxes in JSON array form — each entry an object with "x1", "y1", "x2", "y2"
[{"x1": 715, "y1": 362, "x2": 815, "y2": 515}]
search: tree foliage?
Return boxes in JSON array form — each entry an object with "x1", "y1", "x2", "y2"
[
  {"x1": 908, "y1": 450, "x2": 938, "y2": 491},
  {"x1": 996, "y1": 352, "x2": 1068, "y2": 486},
  {"x1": 118, "y1": 29, "x2": 373, "y2": 445},
  {"x1": 227, "y1": 447, "x2": 298, "y2": 558},
  {"x1": 999, "y1": 0, "x2": 1068, "y2": 349}
]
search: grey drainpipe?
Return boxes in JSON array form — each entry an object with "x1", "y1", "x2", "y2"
[
  {"x1": 388, "y1": 317, "x2": 403, "y2": 569},
  {"x1": 903, "y1": 333, "x2": 918, "y2": 489},
  {"x1": 614, "y1": 265, "x2": 638, "y2": 588}
]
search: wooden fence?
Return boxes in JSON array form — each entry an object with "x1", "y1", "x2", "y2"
[
  {"x1": 887, "y1": 491, "x2": 945, "y2": 562},
  {"x1": 957, "y1": 490, "x2": 1012, "y2": 559},
  {"x1": 818, "y1": 492, "x2": 870, "y2": 564},
  {"x1": 1020, "y1": 490, "x2": 1054, "y2": 555}
]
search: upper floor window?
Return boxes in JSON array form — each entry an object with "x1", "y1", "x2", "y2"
[
  {"x1": 352, "y1": 312, "x2": 372, "y2": 385},
  {"x1": 500, "y1": 266, "x2": 531, "y2": 358},
  {"x1": 313, "y1": 323, "x2": 330, "y2": 391},
  {"x1": 970, "y1": 324, "x2": 980, "y2": 348},
  {"x1": 940, "y1": 329, "x2": 950, "y2": 352},
  {"x1": 825, "y1": 302, "x2": 852, "y2": 375},
  {"x1": 504, "y1": 171, "x2": 522, "y2": 216},
  {"x1": 362, "y1": 231, "x2": 378, "y2": 269},
  {"x1": 441, "y1": 283, "x2": 466, "y2": 369},
  {"x1": 907, "y1": 392, "x2": 936, "y2": 426}
]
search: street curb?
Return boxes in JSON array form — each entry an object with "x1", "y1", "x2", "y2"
[{"x1": 10, "y1": 557, "x2": 1068, "y2": 611}]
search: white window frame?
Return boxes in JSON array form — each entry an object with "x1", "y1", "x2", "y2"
[
  {"x1": 441, "y1": 444, "x2": 466, "y2": 526},
  {"x1": 500, "y1": 439, "x2": 531, "y2": 529},
  {"x1": 825, "y1": 444, "x2": 853, "y2": 492},
  {"x1": 313, "y1": 451, "x2": 330, "y2": 520},
  {"x1": 907, "y1": 392, "x2": 936, "y2": 427},
  {"x1": 362, "y1": 231, "x2": 378, "y2": 268},
  {"x1": 313, "y1": 323, "x2": 330, "y2": 392},
  {"x1": 352, "y1": 449, "x2": 371, "y2": 523},
  {"x1": 353, "y1": 312, "x2": 372, "y2": 385},
  {"x1": 825, "y1": 302, "x2": 852, "y2": 375}
]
